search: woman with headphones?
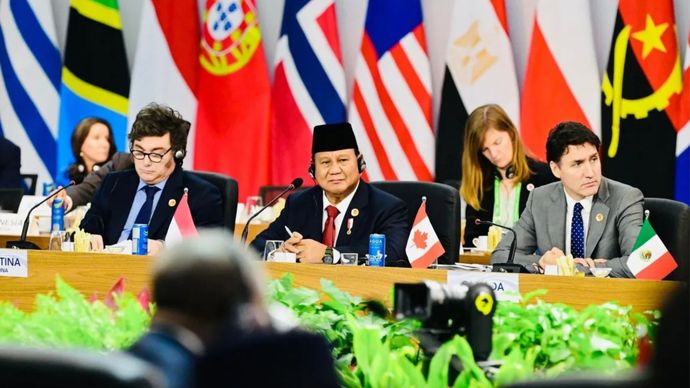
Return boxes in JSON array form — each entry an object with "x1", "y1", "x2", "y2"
[
  {"x1": 66, "y1": 117, "x2": 116, "y2": 184},
  {"x1": 461, "y1": 104, "x2": 556, "y2": 247}
]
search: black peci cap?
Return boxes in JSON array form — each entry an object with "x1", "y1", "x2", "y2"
[{"x1": 312, "y1": 122, "x2": 359, "y2": 154}]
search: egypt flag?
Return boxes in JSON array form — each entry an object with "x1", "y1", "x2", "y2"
[
  {"x1": 165, "y1": 189, "x2": 198, "y2": 244},
  {"x1": 57, "y1": 0, "x2": 129, "y2": 186},
  {"x1": 601, "y1": 0, "x2": 683, "y2": 199},
  {"x1": 0, "y1": 0, "x2": 61, "y2": 186},
  {"x1": 348, "y1": 0, "x2": 433, "y2": 182},
  {"x1": 675, "y1": 33, "x2": 690, "y2": 204},
  {"x1": 521, "y1": 0, "x2": 600, "y2": 160},
  {"x1": 627, "y1": 218, "x2": 677, "y2": 280},
  {"x1": 128, "y1": 0, "x2": 199, "y2": 169},
  {"x1": 406, "y1": 199, "x2": 445, "y2": 268},
  {"x1": 435, "y1": 0, "x2": 520, "y2": 184},
  {"x1": 195, "y1": 0, "x2": 271, "y2": 199},
  {"x1": 271, "y1": 0, "x2": 346, "y2": 184}
]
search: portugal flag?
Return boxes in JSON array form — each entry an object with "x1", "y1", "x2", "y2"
[
  {"x1": 601, "y1": 0, "x2": 683, "y2": 199},
  {"x1": 194, "y1": 0, "x2": 271, "y2": 199}
]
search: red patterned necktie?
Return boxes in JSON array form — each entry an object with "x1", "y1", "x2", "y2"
[{"x1": 322, "y1": 205, "x2": 340, "y2": 247}]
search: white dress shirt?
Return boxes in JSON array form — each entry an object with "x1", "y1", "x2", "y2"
[{"x1": 321, "y1": 182, "x2": 359, "y2": 244}]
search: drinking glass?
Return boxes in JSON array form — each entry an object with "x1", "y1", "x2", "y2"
[
  {"x1": 263, "y1": 240, "x2": 284, "y2": 261},
  {"x1": 49, "y1": 231, "x2": 72, "y2": 251},
  {"x1": 340, "y1": 253, "x2": 358, "y2": 265}
]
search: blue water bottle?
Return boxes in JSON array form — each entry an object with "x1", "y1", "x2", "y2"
[
  {"x1": 368, "y1": 234, "x2": 386, "y2": 267},
  {"x1": 43, "y1": 182, "x2": 55, "y2": 196},
  {"x1": 51, "y1": 198, "x2": 64, "y2": 231}
]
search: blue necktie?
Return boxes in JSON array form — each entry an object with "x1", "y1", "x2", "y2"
[
  {"x1": 571, "y1": 202, "x2": 585, "y2": 258},
  {"x1": 129, "y1": 186, "x2": 160, "y2": 239}
]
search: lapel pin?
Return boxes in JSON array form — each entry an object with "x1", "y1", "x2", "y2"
[
  {"x1": 595, "y1": 213, "x2": 604, "y2": 222},
  {"x1": 526, "y1": 183, "x2": 535, "y2": 191},
  {"x1": 351, "y1": 208, "x2": 359, "y2": 217},
  {"x1": 346, "y1": 218, "x2": 354, "y2": 235},
  {"x1": 168, "y1": 199, "x2": 177, "y2": 207}
]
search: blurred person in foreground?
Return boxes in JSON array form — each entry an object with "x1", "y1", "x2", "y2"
[
  {"x1": 492, "y1": 121, "x2": 644, "y2": 277},
  {"x1": 250, "y1": 122, "x2": 410, "y2": 266},
  {"x1": 461, "y1": 104, "x2": 556, "y2": 246},
  {"x1": 79, "y1": 103, "x2": 223, "y2": 254}
]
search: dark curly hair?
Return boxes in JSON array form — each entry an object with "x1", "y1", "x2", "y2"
[
  {"x1": 129, "y1": 103, "x2": 190, "y2": 158},
  {"x1": 546, "y1": 121, "x2": 601, "y2": 163}
]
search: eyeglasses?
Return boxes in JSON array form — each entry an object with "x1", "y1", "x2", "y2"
[{"x1": 131, "y1": 148, "x2": 172, "y2": 163}]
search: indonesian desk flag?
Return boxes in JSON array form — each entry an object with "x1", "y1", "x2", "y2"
[
  {"x1": 165, "y1": 189, "x2": 198, "y2": 244},
  {"x1": 406, "y1": 198, "x2": 445, "y2": 268},
  {"x1": 627, "y1": 217, "x2": 677, "y2": 280}
]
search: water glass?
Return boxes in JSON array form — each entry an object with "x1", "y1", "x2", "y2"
[
  {"x1": 49, "y1": 231, "x2": 72, "y2": 251},
  {"x1": 263, "y1": 240, "x2": 284, "y2": 261},
  {"x1": 340, "y1": 252, "x2": 358, "y2": 265}
]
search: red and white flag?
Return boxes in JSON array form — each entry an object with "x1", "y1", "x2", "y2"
[
  {"x1": 406, "y1": 199, "x2": 445, "y2": 268},
  {"x1": 521, "y1": 0, "x2": 600, "y2": 160},
  {"x1": 127, "y1": 0, "x2": 199, "y2": 167},
  {"x1": 165, "y1": 190, "x2": 198, "y2": 244}
]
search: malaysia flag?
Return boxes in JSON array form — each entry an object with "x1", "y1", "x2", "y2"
[{"x1": 349, "y1": 0, "x2": 434, "y2": 182}]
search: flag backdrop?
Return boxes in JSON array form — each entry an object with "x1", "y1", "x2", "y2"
[
  {"x1": 521, "y1": 0, "x2": 600, "y2": 160},
  {"x1": 57, "y1": 0, "x2": 130, "y2": 186},
  {"x1": 194, "y1": 0, "x2": 271, "y2": 199},
  {"x1": 271, "y1": 0, "x2": 346, "y2": 185},
  {"x1": 348, "y1": 0, "x2": 433, "y2": 182},
  {"x1": 0, "y1": 0, "x2": 60, "y2": 186},
  {"x1": 601, "y1": 0, "x2": 683, "y2": 199},
  {"x1": 435, "y1": 0, "x2": 519, "y2": 184},
  {"x1": 128, "y1": 0, "x2": 199, "y2": 169},
  {"x1": 675, "y1": 32, "x2": 690, "y2": 204}
]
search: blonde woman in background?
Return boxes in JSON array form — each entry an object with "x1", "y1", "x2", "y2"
[{"x1": 461, "y1": 104, "x2": 556, "y2": 247}]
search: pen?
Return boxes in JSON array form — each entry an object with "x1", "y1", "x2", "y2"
[{"x1": 284, "y1": 225, "x2": 294, "y2": 237}]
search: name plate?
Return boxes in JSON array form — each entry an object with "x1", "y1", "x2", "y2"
[
  {"x1": 447, "y1": 271, "x2": 519, "y2": 302},
  {"x1": 0, "y1": 249, "x2": 28, "y2": 278},
  {"x1": 0, "y1": 213, "x2": 26, "y2": 235}
]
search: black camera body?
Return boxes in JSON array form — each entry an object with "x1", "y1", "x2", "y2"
[{"x1": 393, "y1": 281, "x2": 496, "y2": 361}]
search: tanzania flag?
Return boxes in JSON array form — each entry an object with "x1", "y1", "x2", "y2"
[
  {"x1": 627, "y1": 217, "x2": 677, "y2": 280},
  {"x1": 601, "y1": 0, "x2": 682, "y2": 199},
  {"x1": 57, "y1": 0, "x2": 129, "y2": 185}
]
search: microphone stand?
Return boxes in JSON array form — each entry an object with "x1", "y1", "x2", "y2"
[
  {"x1": 474, "y1": 219, "x2": 529, "y2": 273},
  {"x1": 240, "y1": 179, "x2": 303, "y2": 243}
]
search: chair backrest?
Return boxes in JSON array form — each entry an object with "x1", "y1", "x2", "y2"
[
  {"x1": 0, "y1": 346, "x2": 164, "y2": 388},
  {"x1": 0, "y1": 188, "x2": 24, "y2": 213},
  {"x1": 190, "y1": 171, "x2": 238, "y2": 232},
  {"x1": 369, "y1": 181, "x2": 461, "y2": 264},
  {"x1": 258, "y1": 185, "x2": 311, "y2": 204},
  {"x1": 644, "y1": 197, "x2": 690, "y2": 282},
  {"x1": 20, "y1": 173, "x2": 38, "y2": 195}
]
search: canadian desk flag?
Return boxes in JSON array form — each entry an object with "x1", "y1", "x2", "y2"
[
  {"x1": 406, "y1": 198, "x2": 445, "y2": 268},
  {"x1": 165, "y1": 189, "x2": 198, "y2": 244},
  {"x1": 627, "y1": 216, "x2": 677, "y2": 280}
]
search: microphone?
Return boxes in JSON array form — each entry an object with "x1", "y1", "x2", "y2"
[
  {"x1": 474, "y1": 219, "x2": 529, "y2": 273},
  {"x1": 7, "y1": 182, "x2": 75, "y2": 250},
  {"x1": 240, "y1": 178, "x2": 303, "y2": 243}
]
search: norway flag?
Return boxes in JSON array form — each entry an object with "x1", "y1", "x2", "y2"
[{"x1": 165, "y1": 189, "x2": 198, "y2": 244}]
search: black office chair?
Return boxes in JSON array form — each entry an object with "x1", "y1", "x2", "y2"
[
  {"x1": 191, "y1": 171, "x2": 238, "y2": 232},
  {"x1": 0, "y1": 346, "x2": 164, "y2": 387},
  {"x1": 644, "y1": 197, "x2": 690, "y2": 282},
  {"x1": 370, "y1": 181, "x2": 461, "y2": 265},
  {"x1": 20, "y1": 173, "x2": 38, "y2": 195}
]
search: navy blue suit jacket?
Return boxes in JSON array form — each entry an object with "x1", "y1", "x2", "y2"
[
  {"x1": 0, "y1": 137, "x2": 21, "y2": 189},
  {"x1": 128, "y1": 326, "x2": 198, "y2": 388},
  {"x1": 251, "y1": 180, "x2": 410, "y2": 266},
  {"x1": 80, "y1": 166, "x2": 223, "y2": 245}
]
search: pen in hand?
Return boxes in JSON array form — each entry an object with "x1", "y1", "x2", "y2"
[{"x1": 284, "y1": 225, "x2": 294, "y2": 238}]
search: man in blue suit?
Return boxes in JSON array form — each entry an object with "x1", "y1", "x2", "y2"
[
  {"x1": 251, "y1": 122, "x2": 410, "y2": 266},
  {"x1": 80, "y1": 103, "x2": 223, "y2": 254}
]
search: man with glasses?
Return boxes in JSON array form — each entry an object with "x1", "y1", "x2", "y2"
[{"x1": 80, "y1": 103, "x2": 223, "y2": 254}]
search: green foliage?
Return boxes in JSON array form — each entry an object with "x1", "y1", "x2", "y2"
[{"x1": 0, "y1": 276, "x2": 151, "y2": 350}]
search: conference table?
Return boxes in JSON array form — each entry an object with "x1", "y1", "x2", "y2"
[{"x1": 0, "y1": 250, "x2": 682, "y2": 313}]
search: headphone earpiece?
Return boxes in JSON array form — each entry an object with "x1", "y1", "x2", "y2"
[
  {"x1": 494, "y1": 165, "x2": 515, "y2": 179},
  {"x1": 308, "y1": 162, "x2": 315, "y2": 179},
  {"x1": 357, "y1": 154, "x2": 366, "y2": 173},
  {"x1": 174, "y1": 149, "x2": 185, "y2": 160}
]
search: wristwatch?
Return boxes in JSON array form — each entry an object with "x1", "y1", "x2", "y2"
[{"x1": 323, "y1": 247, "x2": 334, "y2": 264}]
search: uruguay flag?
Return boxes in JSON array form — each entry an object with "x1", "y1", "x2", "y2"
[
  {"x1": 0, "y1": 0, "x2": 60, "y2": 186},
  {"x1": 271, "y1": 0, "x2": 346, "y2": 184}
]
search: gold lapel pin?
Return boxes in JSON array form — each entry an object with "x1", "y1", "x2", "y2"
[
  {"x1": 346, "y1": 218, "x2": 354, "y2": 235},
  {"x1": 595, "y1": 213, "x2": 604, "y2": 222},
  {"x1": 351, "y1": 208, "x2": 359, "y2": 217},
  {"x1": 168, "y1": 199, "x2": 177, "y2": 207}
]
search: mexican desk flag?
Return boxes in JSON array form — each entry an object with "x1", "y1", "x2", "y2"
[
  {"x1": 627, "y1": 218, "x2": 677, "y2": 279},
  {"x1": 406, "y1": 199, "x2": 445, "y2": 268}
]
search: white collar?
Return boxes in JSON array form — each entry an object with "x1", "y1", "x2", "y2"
[
  {"x1": 322, "y1": 181, "x2": 359, "y2": 214},
  {"x1": 563, "y1": 187, "x2": 593, "y2": 211}
]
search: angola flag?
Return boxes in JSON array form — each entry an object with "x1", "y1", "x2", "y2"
[
  {"x1": 601, "y1": 0, "x2": 682, "y2": 199},
  {"x1": 57, "y1": 0, "x2": 129, "y2": 185}
]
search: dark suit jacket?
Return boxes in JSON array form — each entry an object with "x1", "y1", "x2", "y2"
[
  {"x1": 465, "y1": 158, "x2": 556, "y2": 246},
  {"x1": 197, "y1": 329, "x2": 340, "y2": 388},
  {"x1": 67, "y1": 152, "x2": 134, "y2": 207},
  {"x1": 251, "y1": 180, "x2": 410, "y2": 266},
  {"x1": 0, "y1": 137, "x2": 21, "y2": 189},
  {"x1": 80, "y1": 166, "x2": 223, "y2": 245}
]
